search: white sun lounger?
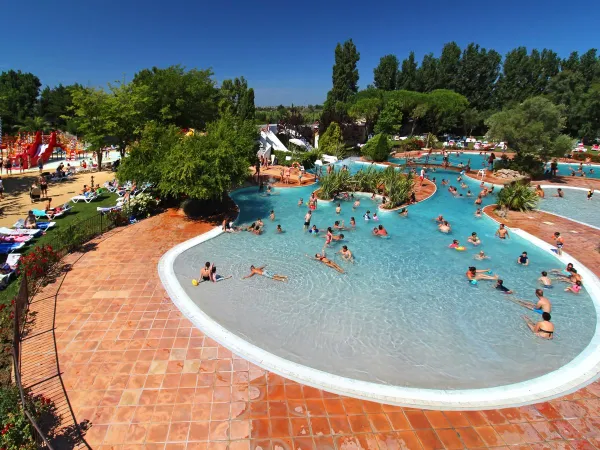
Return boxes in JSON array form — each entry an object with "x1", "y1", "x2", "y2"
[
  {"x1": 71, "y1": 192, "x2": 98, "y2": 203},
  {"x1": 11, "y1": 220, "x2": 56, "y2": 231},
  {"x1": 0, "y1": 227, "x2": 42, "y2": 237},
  {"x1": 0, "y1": 253, "x2": 21, "y2": 289}
]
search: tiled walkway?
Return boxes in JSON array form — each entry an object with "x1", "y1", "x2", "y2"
[{"x1": 21, "y1": 210, "x2": 600, "y2": 449}]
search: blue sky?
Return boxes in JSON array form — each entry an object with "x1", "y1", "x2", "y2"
[{"x1": 1, "y1": 0, "x2": 597, "y2": 106}]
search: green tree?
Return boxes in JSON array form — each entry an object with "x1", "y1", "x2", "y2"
[
  {"x1": 348, "y1": 97, "x2": 382, "y2": 135},
  {"x1": 17, "y1": 116, "x2": 51, "y2": 133},
  {"x1": 547, "y1": 70, "x2": 586, "y2": 136},
  {"x1": 39, "y1": 83, "x2": 80, "y2": 129},
  {"x1": 425, "y1": 89, "x2": 469, "y2": 134},
  {"x1": 70, "y1": 87, "x2": 112, "y2": 169},
  {"x1": 455, "y1": 44, "x2": 501, "y2": 111},
  {"x1": 131, "y1": 65, "x2": 219, "y2": 129},
  {"x1": 318, "y1": 122, "x2": 345, "y2": 156},
  {"x1": 408, "y1": 103, "x2": 429, "y2": 136},
  {"x1": 220, "y1": 77, "x2": 255, "y2": 120},
  {"x1": 462, "y1": 108, "x2": 480, "y2": 136},
  {"x1": 327, "y1": 39, "x2": 360, "y2": 104},
  {"x1": 579, "y1": 49, "x2": 599, "y2": 88},
  {"x1": 361, "y1": 133, "x2": 391, "y2": 162},
  {"x1": 373, "y1": 55, "x2": 399, "y2": 91},
  {"x1": 437, "y1": 42, "x2": 461, "y2": 90},
  {"x1": 397, "y1": 52, "x2": 419, "y2": 91},
  {"x1": 374, "y1": 100, "x2": 403, "y2": 135},
  {"x1": 106, "y1": 82, "x2": 149, "y2": 157},
  {"x1": 417, "y1": 53, "x2": 439, "y2": 92},
  {"x1": 0, "y1": 70, "x2": 41, "y2": 130},
  {"x1": 486, "y1": 96, "x2": 573, "y2": 161}
]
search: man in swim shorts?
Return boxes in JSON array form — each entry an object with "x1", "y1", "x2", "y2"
[
  {"x1": 200, "y1": 262, "x2": 211, "y2": 282},
  {"x1": 242, "y1": 265, "x2": 288, "y2": 282},
  {"x1": 375, "y1": 225, "x2": 388, "y2": 236},
  {"x1": 553, "y1": 232, "x2": 564, "y2": 256},
  {"x1": 338, "y1": 245, "x2": 354, "y2": 262},
  {"x1": 495, "y1": 223, "x2": 510, "y2": 239},
  {"x1": 510, "y1": 289, "x2": 551, "y2": 314},
  {"x1": 517, "y1": 251, "x2": 529, "y2": 266},
  {"x1": 304, "y1": 210, "x2": 312, "y2": 230}
]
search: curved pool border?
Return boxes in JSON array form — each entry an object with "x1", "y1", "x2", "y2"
[
  {"x1": 158, "y1": 194, "x2": 600, "y2": 411},
  {"x1": 537, "y1": 185, "x2": 600, "y2": 231}
]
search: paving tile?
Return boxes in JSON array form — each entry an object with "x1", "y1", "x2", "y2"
[
  {"x1": 415, "y1": 428, "x2": 445, "y2": 450},
  {"x1": 435, "y1": 428, "x2": 465, "y2": 449},
  {"x1": 404, "y1": 410, "x2": 432, "y2": 429}
]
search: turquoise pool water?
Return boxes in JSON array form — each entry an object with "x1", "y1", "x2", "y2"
[
  {"x1": 539, "y1": 188, "x2": 600, "y2": 229},
  {"x1": 390, "y1": 151, "x2": 600, "y2": 180},
  {"x1": 173, "y1": 160, "x2": 596, "y2": 389}
]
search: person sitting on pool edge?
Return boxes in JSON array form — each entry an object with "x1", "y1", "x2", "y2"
[
  {"x1": 242, "y1": 265, "x2": 288, "y2": 282},
  {"x1": 517, "y1": 251, "x2": 529, "y2": 266},
  {"x1": 466, "y1": 266, "x2": 498, "y2": 281},
  {"x1": 510, "y1": 289, "x2": 552, "y2": 313},
  {"x1": 495, "y1": 279, "x2": 513, "y2": 294},
  {"x1": 522, "y1": 312, "x2": 554, "y2": 340}
]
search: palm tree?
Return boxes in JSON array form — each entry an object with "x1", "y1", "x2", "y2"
[
  {"x1": 16, "y1": 116, "x2": 52, "y2": 133},
  {"x1": 496, "y1": 182, "x2": 539, "y2": 212}
]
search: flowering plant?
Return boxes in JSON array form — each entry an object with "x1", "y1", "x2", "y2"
[
  {"x1": 19, "y1": 245, "x2": 60, "y2": 281},
  {"x1": 127, "y1": 193, "x2": 160, "y2": 218}
]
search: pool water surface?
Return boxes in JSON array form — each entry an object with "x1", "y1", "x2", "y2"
[{"x1": 172, "y1": 160, "x2": 596, "y2": 390}]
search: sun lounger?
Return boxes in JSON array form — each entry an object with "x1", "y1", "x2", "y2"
[
  {"x1": 97, "y1": 205, "x2": 122, "y2": 213},
  {"x1": 11, "y1": 220, "x2": 56, "y2": 231},
  {"x1": 0, "y1": 227, "x2": 42, "y2": 237},
  {"x1": 71, "y1": 192, "x2": 98, "y2": 203},
  {"x1": 32, "y1": 204, "x2": 72, "y2": 220},
  {"x1": 0, "y1": 242, "x2": 25, "y2": 254},
  {"x1": 0, "y1": 235, "x2": 33, "y2": 244},
  {"x1": 0, "y1": 254, "x2": 21, "y2": 290}
]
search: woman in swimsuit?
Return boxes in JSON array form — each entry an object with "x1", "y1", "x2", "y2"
[
  {"x1": 522, "y1": 313, "x2": 554, "y2": 340},
  {"x1": 466, "y1": 266, "x2": 498, "y2": 281},
  {"x1": 308, "y1": 253, "x2": 344, "y2": 273},
  {"x1": 350, "y1": 217, "x2": 356, "y2": 228}
]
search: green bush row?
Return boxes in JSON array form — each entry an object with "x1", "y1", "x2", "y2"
[{"x1": 569, "y1": 152, "x2": 600, "y2": 163}]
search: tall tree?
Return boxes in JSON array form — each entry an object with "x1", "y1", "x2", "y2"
[
  {"x1": 417, "y1": 53, "x2": 439, "y2": 92},
  {"x1": 39, "y1": 83, "x2": 80, "y2": 130},
  {"x1": 437, "y1": 42, "x2": 462, "y2": 90},
  {"x1": 348, "y1": 97, "x2": 382, "y2": 135},
  {"x1": 220, "y1": 77, "x2": 255, "y2": 120},
  {"x1": 373, "y1": 55, "x2": 399, "y2": 91},
  {"x1": 318, "y1": 122, "x2": 346, "y2": 157},
  {"x1": 496, "y1": 47, "x2": 534, "y2": 105},
  {"x1": 327, "y1": 39, "x2": 360, "y2": 104},
  {"x1": 424, "y1": 89, "x2": 469, "y2": 134},
  {"x1": 131, "y1": 65, "x2": 218, "y2": 129},
  {"x1": 0, "y1": 70, "x2": 41, "y2": 129},
  {"x1": 106, "y1": 82, "x2": 149, "y2": 157},
  {"x1": 396, "y1": 52, "x2": 419, "y2": 91},
  {"x1": 578, "y1": 49, "x2": 599, "y2": 88},
  {"x1": 70, "y1": 87, "x2": 112, "y2": 169},
  {"x1": 455, "y1": 44, "x2": 501, "y2": 111},
  {"x1": 561, "y1": 51, "x2": 580, "y2": 72}
]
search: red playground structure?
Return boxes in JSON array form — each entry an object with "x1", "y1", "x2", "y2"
[
  {"x1": 20, "y1": 131, "x2": 61, "y2": 169},
  {"x1": 0, "y1": 131, "x2": 74, "y2": 170}
]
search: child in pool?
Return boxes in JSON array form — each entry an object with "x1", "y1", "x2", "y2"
[
  {"x1": 298, "y1": 198, "x2": 303, "y2": 206},
  {"x1": 364, "y1": 210, "x2": 371, "y2": 221},
  {"x1": 448, "y1": 239, "x2": 460, "y2": 249},
  {"x1": 373, "y1": 213, "x2": 379, "y2": 221},
  {"x1": 474, "y1": 251, "x2": 489, "y2": 260},
  {"x1": 565, "y1": 280, "x2": 583, "y2": 294},
  {"x1": 276, "y1": 225, "x2": 283, "y2": 233},
  {"x1": 269, "y1": 210, "x2": 275, "y2": 221},
  {"x1": 350, "y1": 217, "x2": 356, "y2": 228},
  {"x1": 539, "y1": 271, "x2": 552, "y2": 288},
  {"x1": 336, "y1": 203, "x2": 341, "y2": 214}
]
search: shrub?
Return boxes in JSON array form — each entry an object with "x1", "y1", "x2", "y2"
[
  {"x1": 381, "y1": 168, "x2": 414, "y2": 208},
  {"x1": 19, "y1": 246, "x2": 60, "y2": 281},
  {"x1": 494, "y1": 153, "x2": 544, "y2": 179},
  {"x1": 396, "y1": 137, "x2": 424, "y2": 152},
  {"x1": 0, "y1": 386, "x2": 60, "y2": 450},
  {"x1": 496, "y1": 182, "x2": 539, "y2": 212},
  {"x1": 106, "y1": 209, "x2": 129, "y2": 227},
  {"x1": 316, "y1": 170, "x2": 350, "y2": 200},
  {"x1": 361, "y1": 134, "x2": 391, "y2": 162},
  {"x1": 272, "y1": 150, "x2": 320, "y2": 168},
  {"x1": 570, "y1": 152, "x2": 600, "y2": 163},
  {"x1": 128, "y1": 193, "x2": 160, "y2": 218}
]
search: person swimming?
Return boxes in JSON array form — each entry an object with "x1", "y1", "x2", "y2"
[
  {"x1": 350, "y1": 217, "x2": 356, "y2": 228},
  {"x1": 336, "y1": 203, "x2": 342, "y2": 214},
  {"x1": 353, "y1": 199, "x2": 360, "y2": 209},
  {"x1": 399, "y1": 208, "x2": 408, "y2": 217},
  {"x1": 242, "y1": 265, "x2": 288, "y2": 282},
  {"x1": 364, "y1": 210, "x2": 371, "y2": 221},
  {"x1": 298, "y1": 198, "x2": 304, "y2": 206},
  {"x1": 269, "y1": 210, "x2": 275, "y2": 221},
  {"x1": 474, "y1": 251, "x2": 489, "y2": 260},
  {"x1": 276, "y1": 224, "x2": 283, "y2": 233},
  {"x1": 553, "y1": 188, "x2": 564, "y2": 198},
  {"x1": 474, "y1": 208, "x2": 482, "y2": 218},
  {"x1": 309, "y1": 225, "x2": 319, "y2": 234},
  {"x1": 467, "y1": 232, "x2": 481, "y2": 245},
  {"x1": 448, "y1": 239, "x2": 460, "y2": 249},
  {"x1": 372, "y1": 213, "x2": 379, "y2": 221},
  {"x1": 308, "y1": 253, "x2": 344, "y2": 273},
  {"x1": 373, "y1": 224, "x2": 388, "y2": 236},
  {"x1": 495, "y1": 279, "x2": 513, "y2": 294},
  {"x1": 565, "y1": 280, "x2": 583, "y2": 294},
  {"x1": 438, "y1": 221, "x2": 451, "y2": 233},
  {"x1": 338, "y1": 245, "x2": 354, "y2": 262}
]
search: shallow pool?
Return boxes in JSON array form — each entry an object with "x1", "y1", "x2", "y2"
[
  {"x1": 172, "y1": 160, "x2": 596, "y2": 390},
  {"x1": 539, "y1": 188, "x2": 600, "y2": 229}
]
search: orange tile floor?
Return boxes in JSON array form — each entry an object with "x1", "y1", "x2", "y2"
[{"x1": 20, "y1": 210, "x2": 600, "y2": 449}]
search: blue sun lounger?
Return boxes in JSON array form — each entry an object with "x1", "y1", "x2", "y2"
[{"x1": 0, "y1": 242, "x2": 25, "y2": 254}]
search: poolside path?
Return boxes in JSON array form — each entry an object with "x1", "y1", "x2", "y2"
[
  {"x1": 483, "y1": 205, "x2": 600, "y2": 278},
  {"x1": 20, "y1": 209, "x2": 600, "y2": 449}
]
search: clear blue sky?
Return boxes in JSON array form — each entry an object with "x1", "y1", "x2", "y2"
[{"x1": 1, "y1": 0, "x2": 597, "y2": 106}]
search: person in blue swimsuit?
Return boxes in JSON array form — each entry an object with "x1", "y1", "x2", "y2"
[{"x1": 517, "y1": 251, "x2": 529, "y2": 266}]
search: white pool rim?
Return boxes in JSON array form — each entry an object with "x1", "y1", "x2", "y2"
[{"x1": 158, "y1": 210, "x2": 600, "y2": 411}]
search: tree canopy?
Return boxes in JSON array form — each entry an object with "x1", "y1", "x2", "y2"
[{"x1": 361, "y1": 133, "x2": 391, "y2": 162}]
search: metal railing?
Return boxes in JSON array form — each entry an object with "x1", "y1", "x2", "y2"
[{"x1": 9, "y1": 210, "x2": 127, "y2": 449}]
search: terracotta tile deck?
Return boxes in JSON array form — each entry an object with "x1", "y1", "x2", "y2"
[{"x1": 19, "y1": 209, "x2": 600, "y2": 449}]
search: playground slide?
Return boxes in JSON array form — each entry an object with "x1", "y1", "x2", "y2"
[
  {"x1": 23, "y1": 131, "x2": 58, "y2": 169},
  {"x1": 260, "y1": 124, "x2": 288, "y2": 152}
]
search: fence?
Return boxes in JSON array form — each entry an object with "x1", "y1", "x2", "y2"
[{"x1": 9, "y1": 210, "x2": 126, "y2": 449}]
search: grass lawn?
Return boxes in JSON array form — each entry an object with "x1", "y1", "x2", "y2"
[{"x1": 0, "y1": 192, "x2": 120, "y2": 304}]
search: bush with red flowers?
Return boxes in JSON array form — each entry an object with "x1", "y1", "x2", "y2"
[
  {"x1": 19, "y1": 245, "x2": 60, "y2": 282},
  {"x1": 0, "y1": 386, "x2": 60, "y2": 450}
]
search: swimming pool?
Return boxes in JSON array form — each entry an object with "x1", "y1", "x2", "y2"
[
  {"x1": 390, "y1": 151, "x2": 600, "y2": 180},
  {"x1": 165, "y1": 159, "x2": 597, "y2": 400},
  {"x1": 539, "y1": 187, "x2": 600, "y2": 229}
]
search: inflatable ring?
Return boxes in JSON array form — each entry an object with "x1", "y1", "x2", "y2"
[{"x1": 456, "y1": 246, "x2": 466, "y2": 251}]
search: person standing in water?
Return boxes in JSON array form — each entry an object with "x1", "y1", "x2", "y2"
[
  {"x1": 304, "y1": 210, "x2": 312, "y2": 231},
  {"x1": 495, "y1": 223, "x2": 510, "y2": 239}
]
